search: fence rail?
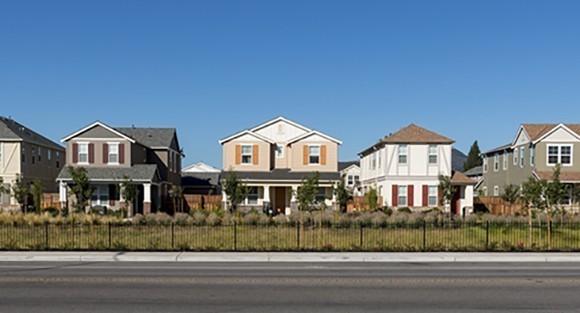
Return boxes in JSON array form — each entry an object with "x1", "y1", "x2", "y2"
[{"x1": 1, "y1": 222, "x2": 580, "y2": 252}]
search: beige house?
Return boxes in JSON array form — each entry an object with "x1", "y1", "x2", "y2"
[
  {"x1": 219, "y1": 117, "x2": 342, "y2": 215},
  {"x1": 57, "y1": 121, "x2": 182, "y2": 215},
  {"x1": 481, "y1": 123, "x2": 580, "y2": 211},
  {"x1": 0, "y1": 116, "x2": 65, "y2": 211}
]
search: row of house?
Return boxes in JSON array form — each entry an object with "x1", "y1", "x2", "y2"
[{"x1": 1, "y1": 116, "x2": 578, "y2": 215}]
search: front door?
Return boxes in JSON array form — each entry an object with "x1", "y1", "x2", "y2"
[{"x1": 274, "y1": 187, "x2": 286, "y2": 215}]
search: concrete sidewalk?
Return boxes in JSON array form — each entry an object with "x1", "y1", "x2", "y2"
[{"x1": 0, "y1": 251, "x2": 579, "y2": 262}]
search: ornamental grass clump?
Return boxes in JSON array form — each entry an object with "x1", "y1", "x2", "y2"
[
  {"x1": 191, "y1": 211, "x2": 206, "y2": 226},
  {"x1": 175, "y1": 213, "x2": 193, "y2": 226},
  {"x1": 205, "y1": 212, "x2": 221, "y2": 226}
]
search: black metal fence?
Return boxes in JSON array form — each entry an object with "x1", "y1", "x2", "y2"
[{"x1": 1, "y1": 221, "x2": 580, "y2": 252}]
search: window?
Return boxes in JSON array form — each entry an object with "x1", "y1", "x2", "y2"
[
  {"x1": 398, "y1": 145, "x2": 408, "y2": 164},
  {"x1": 483, "y1": 157, "x2": 488, "y2": 173},
  {"x1": 0, "y1": 143, "x2": 2, "y2": 165},
  {"x1": 31, "y1": 147, "x2": 35, "y2": 164},
  {"x1": 78, "y1": 143, "x2": 88, "y2": 164},
  {"x1": 241, "y1": 145, "x2": 253, "y2": 164},
  {"x1": 398, "y1": 185, "x2": 407, "y2": 206},
  {"x1": 38, "y1": 147, "x2": 42, "y2": 162},
  {"x1": 482, "y1": 186, "x2": 488, "y2": 196},
  {"x1": 246, "y1": 187, "x2": 258, "y2": 205},
  {"x1": 493, "y1": 186, "x2": 499, "y2": 197},
  {"x1": 56, "y1": 151, "x2": 60, "y2": 168},
  {"x1": 548, "y1": 145, "x2": 572, "y2": 165},
  {"x1": 48, "y1": 149, "x2": 51, "y2": 161},
  {"x1": 428, "y1": 186, "x2": 438, "y2": 206},
  {"x1": 428, "y1": 145, "x2": 438, "y2": 164},
  {"x1": 21, "y1": 147, "x2": 25, "y2": 163},
  {"x1": 503, "y1": 151, "x2": 508, "y2": 170},
  {"x1": 371, "y1": 153, "x2": 376, "y2": 170},
  {"x1": 561, "y1": 185, "x2": 572, "y2": 205},
  {"x1": 494, "y1": 153, "x2": 499, "y2": 171},
  {"x1": 276, "y1": 144, "x2": 284, "y2": 158},
  {"x1": 108, "y1": 143, "x2": 119, "y2": 164},
  {"x1": 316, "y1": 188, "x2": 327, "y2": 203},
  {"x1": 354, "y1": 175, "x2": 360, "y2": 184},
  {"x1": 347, "y1": 175, "x2": 354, "y2": 186},
  {"x1": 513, "y1": 148, "x2": 518, "y2": 165},
  {"x1": 520, "y1": 147, "x2": 525, "y2": 167},
  {"x1": 309, "y1": 146, "x2": 320, "y2": 164},
  {"x1": 378, "y1": 151, "x2": 381, "y2": 169},
  {"x1": 530, "y1": 146, "x2": 535, "y2": 166},
  {"x1": 91, "y1": 185, "x2": 109, "y2": 208}
]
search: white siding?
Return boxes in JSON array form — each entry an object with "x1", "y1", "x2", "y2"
[{"x1": 253, "y1": 120, "x2": 308, "y2": 143}]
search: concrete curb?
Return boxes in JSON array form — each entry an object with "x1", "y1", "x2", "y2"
[{"x1": 0, "y1": 252, "x2": 579, "y2": 262}]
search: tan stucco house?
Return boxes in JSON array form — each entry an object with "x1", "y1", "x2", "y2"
[
  {"x1": 57, "y1": 121, "x2": 182, "y2": 215},
  {"x1": 0, "y1": 116, "x2": 65, "y2": 211},
  {"x1": 480, "y1": 123, "x2": 580, "y2": 211},
  {"x1": 219, "y1": 117, "x2": 342, "y2": 215}
]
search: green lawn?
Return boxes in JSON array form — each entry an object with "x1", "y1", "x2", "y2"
[{"x1": 1, "y1": 223, "x2": 580, "y2": 252}]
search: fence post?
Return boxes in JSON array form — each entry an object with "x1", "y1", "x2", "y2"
[
  {"x1": 109, "y1": 222, "x2": 112, "y2": 250},
  {"x1": 171, "y1": 222, "x2": 175, "y2": 250},
  {"x1": 359, "y1": 226, "x2": 364, "y2": 248},
  {"x1": 296, "y1": 223, "x2": 300, "y2": 250},
  {"x1": 422, "y1": 220, "x2": 427, "y2": 251},
  {"x1": 45, "y1": 222, "x2": 49, "y2": 249},
  {"x1": 233, "y1": 221, "x2": 237, "y2": 252},
  {"x1": 485, "y1": 221, "x2": 490, "y2": 251}
]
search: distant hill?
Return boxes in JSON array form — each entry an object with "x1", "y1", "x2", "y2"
[{"x1": 452, "y1": 148, "x2": 467, "y2": 172}]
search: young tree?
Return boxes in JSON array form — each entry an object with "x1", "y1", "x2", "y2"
[
  {"x1": 334, "y1": 174, "x2": 349, "y2": 212},
  {"x1": 521, "y1": 177, "x2": 542, "y2": 246},
  {"x1": 30, "y1": 179, "x2": 44, "y2": 214},
  {"x1": 501, "y1": 184, "x2": 520, "y2": 215},
  {"x1": 117, "y1": 176, "x2": 138, "y2": 217},
  {"x1": 11, "y1": 174, "x2": 29, "y2": 213},
  {"x1": 463, "y1": 140, "x2": 483, "y2": 172},
  {"x1": 171, "y1": 185, "x2": 184, "y2": 213},
  {"x1": 365, "y1": 187, "x2": 378, "y2": 211},
  {"x1": 223, "y1": 171, "x2": 249, "y2": 214},
  {"x1": 68, "y1": 166, "x2": 93, "y2": 214},
  {"x1": 438, "y1": 174, "x2": 456, "y2": 215},
  {"x1": 545, "y1": 164, "x2": 566, "y2": 248},
  {"x1": 295, "y1": 172, "x2": 320, "y2": 225}
]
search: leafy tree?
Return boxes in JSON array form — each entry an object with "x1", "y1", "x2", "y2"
[
  {"x1": 365, "y1": 187, "x2": 378, "y2": 211},
  {"x1": 501, "y1": 184, "x2": 520, "y2": 215},
  {"x1": 117, "y1": 176, "x2": 138, "y2": 217},
  {"x1": 68, "y1": 166, "x2": 94, "y2": 214},
  {"x1": 521, "y1": 177, "x2": 540, "y2": 246},
  {"x1": 11, "y1": 174, "x2": 29, "y2": 213},
  {"x1": 223, "y1": 170, "x2": 249, "y2": 214},
  {"x1": 334, "y1": 174, "x2": 349, "y2": 212},
  {"x1": 171, "y1": 185, "x2": 184, "y2": 213},
  {"x1": 463, "y1": 140, "x2": 483, "y2": 171},
  {"x1": 30, "y1": 179, "x2": 43, "y2": 213},
  {"x1": 438, "y1": 174, "x2": 456, "y2": 214},
  {"x1": 295, "y1": 172, "x2": 320, "y2": 226}
]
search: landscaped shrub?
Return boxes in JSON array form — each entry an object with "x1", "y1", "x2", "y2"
[
  {"x1": 397, "y1": 207, "x2": 412, "y2": 214},
  {"x1": 175, "y1": 213, "x2": 193, "y2": 226},
  {"x1": 191, "y1": 212, "x2": 206, "y2": 226},
  {"x1": 205, "y1": 212, "x2": 221, "y2": 226}
]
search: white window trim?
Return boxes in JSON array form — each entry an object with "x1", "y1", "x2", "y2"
[
  {"x1": 482, "y1": 186, "x2": 488, "y2": 196},
  {"x1": 530, "y1": 146, "x2": 535, "y2": 166},
  {"x1": 494, "y1": 153, "x2": 499, "y2": 172},
  {"x1": 108, "y1": 142, "x2": 120, "y2": 165},
  {"x1": 503, "y1": 151, "x2": 508, "y2": 170},
  {"x1": 77, "y1": 142, "x2": 89, "y2": 165},
  {"x1": 520, "y1": 147, "x2": 525, "y2": 168},
  {"x1": 428, "y1": 145, "x2": 438, "y2": 164},
  {"x1": 308, "y1": 144, "x2": 321, "y2": 165},
  {"x1": 428, "y1": 185, "x2": 438, "y2": 207},
  {"x1": 398, "y1": 185, "x2": 408, "y2": 207},
  {"x1": 483, "y1": 157, "x2": 488, "y2": 173},
  {"x1": 245, "y1": 186, "x2": 259, "y2": 205},
  {"x1": 546, "y1": 144, "x2": 573, "y2": 167},
  {"x1": 513, "y1": 147, "x2": 518, "y2": 165},
  {"x1": 493, "y1": 185, "x2": 499, "y2": 197},
  {"x1": 241, "y1": 144, "x2": 253, "y2": 165}
]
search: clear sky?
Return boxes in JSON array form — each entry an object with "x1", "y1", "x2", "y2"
[{"x1": 1, "y1": 1, "x2": 579, "y2": 168}]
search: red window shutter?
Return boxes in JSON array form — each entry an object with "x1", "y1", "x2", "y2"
[
  {"x1": 392, "y1": 184, "x2": 398, "y2": 207},
  {"x1": 119, "y1": 144, "x2": 125, "y2": 164},
  {"x1": 88, "y1": 143, "x2": 95, "y2": 164},
  {"x1": 408, "y1": 185, "x2": 414, "y2": 207},
  {"x1": 438, "y1": 187, "x2": 442, "y2": 207},
  {"x1": 103, "y1": 143, "x2": 109, "y2": 164},
  {"x1": 422, "y1": 185, "x2": 428, "y2": 207},
  {"x1": 72, "y1": 143, "x2": 78, "y2": 164}
]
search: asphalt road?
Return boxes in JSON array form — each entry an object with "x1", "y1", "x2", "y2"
[{"x1": 1, "y1": 262, "x2": 580, "y2": 313}]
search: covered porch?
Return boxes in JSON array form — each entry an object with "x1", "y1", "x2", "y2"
[{"x1": 450, "y1": 171, "x2": 476, "y2": 216}]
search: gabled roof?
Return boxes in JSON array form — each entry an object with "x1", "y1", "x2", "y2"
[
  {"x1": 218, "y1": 130, "x2": 275, "y2": 145},
  {"x1": 250, "y1": 116, "x2": 311, "y2": 133},
  {"x1": 481, "y1": 143, "x2": 512, "y2": 155},
  {"x1": 450, "y1": 170, "x2": 476, "y2": 185},
  {"x1": 57, "y1": 164, "x2": 160, "y2": 182},
  {"x1": 61, "y1": 121, "x2": 136, "y2": 143},
  {"x1": 182, "y1": 162, "x2": 220, "y2": 173},
  {"x1": 383, "y1": 124, "x2": 455, "y2": 144},
  {"x1": 0, "y1": 116, "x2": 64, "y2": 151},
  {"x1": 338, "y1": 161, "x2": 360, "y2": 172},
  {"x1": 513, "y1": 123, "x2": 580, "y2": 145},
  {"x1": 287, "y1": 130, "x2": 342, "y2": 145},
  {"x1": 116, "y1": 127, "x2": 178, "y2": 149}
]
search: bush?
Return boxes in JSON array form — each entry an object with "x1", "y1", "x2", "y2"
[{"x1": 397, "y1": 207, "x2": 412, "y2": 214}]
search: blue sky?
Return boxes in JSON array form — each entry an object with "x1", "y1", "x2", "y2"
[{"x1": 1, "y1": 1, "x2": 579, "y2": 168}]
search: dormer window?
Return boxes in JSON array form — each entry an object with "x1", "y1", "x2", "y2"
[
  {"x1": 309, "y1": 146, "x2": 320, "y2": 164},
  {"x1": 241, "y1": 145, "x2": 253, "y2": 164}
]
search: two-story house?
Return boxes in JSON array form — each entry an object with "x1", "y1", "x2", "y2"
[
  {"x1": 0, "y1": 116, "x2": 65, "y2": 211},
  {"x1": 480, "y1": 123, "x2": 580, "y2": 209},
  {"x1": 219, "y1": 117, "x2": 342, "y2": 215},
  {"x1": 359, "y1": 124, "x2": 475, "y2": 214},
  {"x1": 57, "y1": 121, "x2": 182, "y2": 215},
  {"x1": 339, "y1": 161, "x2": 362, "y2": 197}
]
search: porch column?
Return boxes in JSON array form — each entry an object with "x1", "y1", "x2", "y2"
[
  {"x1": 143, "y1": 183, "x2": 151, "y2": 215},
  {"x1": 331, "y1": 186, "x2": 338, "y2": 211},
  {"x1": 59, "y1": 181, "x2": 67, "y2": 210},
  {"x1": 290, "y1": 185, "x2": 298, "y2": 213},
  {"x1": 263, "y1": 185, "x2": 270, "y2": 203},
  {"x1": 222, "y1": 190, "x2": 229, "y2": 212}
]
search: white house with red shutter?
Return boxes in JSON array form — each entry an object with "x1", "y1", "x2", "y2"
[{"x1": 359, "y1": 124, "x2": 475, "y2": 214}]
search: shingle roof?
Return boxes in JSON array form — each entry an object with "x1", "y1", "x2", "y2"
[
  {"x1": 221, "y1": 169, "x2": 340, "y2": 182},
  {"x1": 182, "y1": 173, "x2": 221, "y2": 187},
  {"x1": 0, "y1": 116, "x2": 64, "y2": 151},
  {"x1": 338, "y1": 161, "x2": 360, "y2": 171},
  {"x1": 535, "y1": 171, "x2": 580, "y2": 183},
  {"x1": 450, "y1": 170, "x2": 476, "y2": 185},
  {"x1": 383, "y1": 124, "x2": 454, "y2": 144},
  {"x1": 57, "y1": 164, "x2": 159, "y2": 182},
  {"x1": 463, "y1": 165, "x2": 483, "y2": 177},
  {"x1": 482, "y1": 143, "x2": 512, "y2": 155},
  {"x1": 115, "y1": 127, "x2": 177, "y2": 149},
  {"x1": 522, "y1": 124, "x2": 580, "y2": 141}
]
